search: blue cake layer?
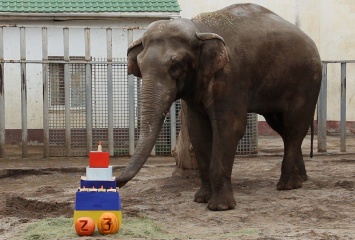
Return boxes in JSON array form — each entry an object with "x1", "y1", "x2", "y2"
[
  {"x1": 80, "y1": 176, "x2": 117, "y2": 189},
  {"x1": 75, "y1": 191, "x2": 121, "y2": 211}
]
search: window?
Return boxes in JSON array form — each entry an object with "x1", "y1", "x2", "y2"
[{"x1": 48, "y1": 56, "x2": 87, "y2": 108}]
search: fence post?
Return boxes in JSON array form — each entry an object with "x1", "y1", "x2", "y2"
[
  {"x1": 63, "y1": 28, "x2": 71, "y2": 157},
  {"x1": 317, "y1": 62, "x2": 327, "y2": 152},
  {"x1": 0, "y1": 27, "x2": 4, "y2": 158},
  {"x1": 170, "y1": 102, "x2": 177, "y2": 152},
  {"x1": 42, "y1": 27, "x2": 50, "y2": 158},
  {"x1": 20, "y1": 27, "x2": 28, "y2": 158},
  {"x1": 340, "y1": 63, "x2": 346, "y2": 152},
  {"x1": 127, "y1": 28, "x2": 135, "y2": 156},
  {"x1": 107, "y1": 28, "x2": 114, "y2": 156},
  {"x1": 85, "y1": 28, "x2": 92, "y2": 154}
]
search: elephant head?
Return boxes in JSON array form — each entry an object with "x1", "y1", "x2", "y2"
[{"x1": 116, "y1": 18, "x2": 229, "y2": 187}]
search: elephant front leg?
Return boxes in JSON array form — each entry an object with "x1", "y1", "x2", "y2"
[
  {"x1": 207, "y1": 117, "x2": 246, "y2": 211},
  {"x1": 208, "y1": 171, "x2": 236, "y2": 211},
  {"x1": 186, "y1": 106, "x2": 213, "y2": 204},
  {"x1": 207, "y1": 147, "x2": 239, "y2": 210},
  {"x1": 194, "y1": 181, "x2": 212, "y2": 203},
  {"x1": 187, "y1": 106, "x2": 245, "y2": 210}
]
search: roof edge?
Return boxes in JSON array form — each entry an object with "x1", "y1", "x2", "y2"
[{"x1": 0, "y1": 12, "x2": 181, "y2": 21}]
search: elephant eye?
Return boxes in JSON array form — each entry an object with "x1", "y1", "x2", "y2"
[
  {"x1": 169, "y1": 62, "x2": 183, "y2": 79},
  {"x1": 170, "y1": 63, "x2": 181, "y2": 72}
]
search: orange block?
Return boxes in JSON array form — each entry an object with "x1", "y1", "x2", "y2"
[
  {"x1": 89, "y1": 151, "x2": 109, "y2": 168},
  {"x1": 73, "y1": 210, "x2": 122, "y2": 230}
]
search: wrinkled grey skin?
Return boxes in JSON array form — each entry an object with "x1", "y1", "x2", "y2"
[{"x1": 117, "y1": 3, "x2": 322, "y2": 211}]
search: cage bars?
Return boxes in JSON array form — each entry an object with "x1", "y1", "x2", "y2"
[
  {"x1": 0, "y1": 26, "x2": 260, "y2": 157},
  {"x1": 0, "y1": 28, "x2": 4, "y2": 158}
]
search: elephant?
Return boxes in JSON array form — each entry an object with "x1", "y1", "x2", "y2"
[{"x1": 117, "y1": 3, "x2": 322, "y2": 211}]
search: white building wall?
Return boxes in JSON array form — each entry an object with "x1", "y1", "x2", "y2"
[
  {"x1": 2, "y1": 19, "x2": 152, "y2": 129},
  {"x1": 3, "y1": 27, "x2": 22, "y2": 129},
  {"x1": 318, "y1": 1, "x2": 355, "y2": 121}
]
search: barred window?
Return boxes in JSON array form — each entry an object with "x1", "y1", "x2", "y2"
[{"x1": 48, "y1": 56, "x2": 87, "y2": 108}]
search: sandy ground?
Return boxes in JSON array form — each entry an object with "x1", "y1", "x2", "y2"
[{"x1": 0, "y1": 135, "x2": 354, "y2": 239}]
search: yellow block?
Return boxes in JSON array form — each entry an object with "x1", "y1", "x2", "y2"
[{"x1": 73, "y1": 210, "x2": 122, "y2": 229}]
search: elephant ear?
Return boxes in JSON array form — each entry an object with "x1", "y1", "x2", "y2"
[
  {"x1": 127, "y1": 37, "x2": 143, "y2": 78},
  {"x1": 196, "y1": 32, "x2": 229, "y2": 78}
]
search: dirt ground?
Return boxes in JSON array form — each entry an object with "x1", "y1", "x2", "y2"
[{"x1": 0, "y1": 135, "x2": 354, "y2": 239}]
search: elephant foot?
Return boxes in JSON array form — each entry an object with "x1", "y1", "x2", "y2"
[
  {"x1": 300, "y1": 174, "x2": 308, "y2": 182},
  {"x1": 298, "y1": 165, "x2": 308, "y2": 182},
  {"x1": 194, "y1": 185, "x2": 212, "y2": 203},
  {"x1": 207, "y1": 190, "x2": 236, "y2": 211},
  {"x1": 277, "y1": 175, "x2": 302, "y2": 190}
]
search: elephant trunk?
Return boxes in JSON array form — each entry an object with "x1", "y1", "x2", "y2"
[{"x1": 116, "y1": 81, "x2": 175, "y2": 188}]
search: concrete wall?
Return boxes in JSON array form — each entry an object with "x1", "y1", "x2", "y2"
[
  {"x1": 318, "y1": 1, "x2": 355, "y2": 121},
  {"x1": 178, "y1": 0, "x2": 355, "y2": 60}
]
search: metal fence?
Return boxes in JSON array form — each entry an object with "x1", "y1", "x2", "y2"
[
  {"x1": 45, "y1": 58, "x2": 257, "y2": 157},
  {"x1": 317, "y1": 60, "x2": 355, "y2": 153},
  {"x1": 0, "y1": 26, "x2": 258, "y2": 158},
  {"x1": 2, "y1": 25, "x2": 354, "y2": 158}
]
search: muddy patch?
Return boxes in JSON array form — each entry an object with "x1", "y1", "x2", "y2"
[{"x1": 2, "y1": 195, "x2": 73, "y2": 219}]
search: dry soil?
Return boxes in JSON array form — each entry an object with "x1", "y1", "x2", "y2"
[{"x1": 0, "y1": 135, "x2": 354, "y2": 239}]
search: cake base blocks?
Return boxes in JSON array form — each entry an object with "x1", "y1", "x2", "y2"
[{"x1": 73, "y1": 149, "x2": 122, "y2": 234}]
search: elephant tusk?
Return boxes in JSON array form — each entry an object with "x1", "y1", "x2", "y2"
[{"x1": 147, "y1": 122, "x2": 152, "y2": 132}]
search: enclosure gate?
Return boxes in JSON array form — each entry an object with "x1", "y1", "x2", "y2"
[{"x1": 0, "y1": 26, "x2": 258, "y2": 158}]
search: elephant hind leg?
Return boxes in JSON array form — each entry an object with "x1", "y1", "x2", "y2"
[{"x1": 263, "y1": 113, "x2": 308, "y2": 190}]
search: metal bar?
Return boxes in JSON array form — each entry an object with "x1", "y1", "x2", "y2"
[
  {"x1": 107, "y1": 28, "x2": 114, "y2": 156},
  {"x1": 0, "y1": 27, "x2": 3, "y2": 61},
  {"x1": 317, "y1": 63, "x2": 327, "y2": 152},
  {"x1": 85, "y1": 28, "x2": 92, "y2": 154},
  {"x1": 63, "y1": 28, "x2": 71, "y2": 156},
  {"x1": 322, "y1": 60, "x2": 355, "y2": 64},
  {"x1": 7, "y1": 59, "x2": 355, "y2": 64},
  {"x1": 0, "y1": 24, "x2": 146, "y2": 30},
  {"x1": 20, "y1": 27, "x2": 28, "y2": 158},
  {"x1": 42, "y1": 27, "x2": 49, "y2": 157},
  {"x1": 340, "y1": 63, "x2": 346, "y2": 152},
  {"x1": 1, "y1": 59, "x2": 128, "y2": 64},
  {"x1": 127, "y1": 28, "x2": 135, "y2": 156},
  {"x1": 170, "y1": 102, "x2": 177, "y2": 152},
  {"x1": 3, "y1": 59, "x2": 354, "y2": 65},
  {"x1": 0, "y1": 27, "x2": 4, "y2": 158}
]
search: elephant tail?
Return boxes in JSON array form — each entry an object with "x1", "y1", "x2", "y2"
[{"x1": 310, "y1": 118, "x2": 314, "y2": 158}]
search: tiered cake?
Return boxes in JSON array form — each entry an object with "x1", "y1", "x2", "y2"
[{"x1": 73, "y1": 142, "x2": 122, "y2": 227}]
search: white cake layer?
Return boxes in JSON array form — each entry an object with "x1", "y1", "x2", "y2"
[{"x1": 86, "y1": 166, "x2": 113, "y2": 180}]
